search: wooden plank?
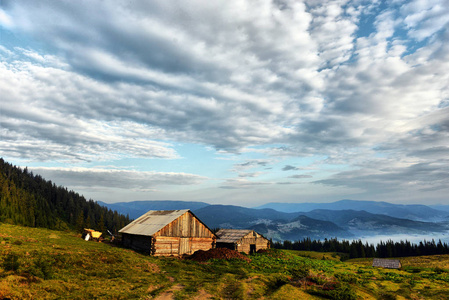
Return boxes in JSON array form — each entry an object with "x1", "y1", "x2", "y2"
[
  {"x1": 155, "y1": 237, "x2": 180, "y2": 242},
  {"x1": 155, "y1": 211, "x2": 214, "y2": 238},
  {"x1": 179, "y1": 237, "x2": 191, "y2": 255}
]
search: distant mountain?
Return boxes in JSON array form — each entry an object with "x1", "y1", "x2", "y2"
[
  {"x1": 255, "y1": 200, "x2": 449, "y2": 222},
  {"x1": 250, "y1": 215, "x2": 353, "y2": 241},
  {"x1": 301, "y1": 209, "x2": 448, "y2": 235},
  {"x1": 98, "y1": 200, "x2": 210, "y2": 219},
  {"x1": 97, "y1": 199, "x2": 449, "y2": 242},
  {"x1": 430, "y1": 205, "x2": 449, "y2": 213},
  {"x1": 192, "y1": 205, "x2": 299, "y2": 228},
  {"x1": 192, "y1": 205, "x2": 448, "y2": 241},
  {"x1": 192, "y1": 205, "x2": 352, "y2": 241}
]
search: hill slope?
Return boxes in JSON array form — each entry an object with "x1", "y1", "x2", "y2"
[
  {"x1": 0, "y1": 158, "x2": 129, "y2": 233},
  {"x1": 1, "y1": 223, "x2": 449, "y2": 300}
]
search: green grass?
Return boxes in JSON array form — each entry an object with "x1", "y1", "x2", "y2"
[{"x1": 1, "y1": 223, "x2": 449, "y2": 299}]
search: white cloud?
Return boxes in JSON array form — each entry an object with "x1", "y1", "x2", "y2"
[
  {"x1": 401, "y1": 0, "x2": 449, "y2": 41},
  {"x1": 220, "y1": 177, "x2": 273, "y2": 190},
  {"x1": 289, "y1": 174, "x2": 313, "y2": 179},
  {"x1": 1, "y1": 0, "x2": 449, "y2": 204},
  {"x1": 0, "y1": 8, "x2": 13, "y2": 28},
  {"x1": 29, "y1": 166, "x2": 207, "y2": 190},
  {"x1": 0, "y1": 60, "x2": 179, "y2": 161}
]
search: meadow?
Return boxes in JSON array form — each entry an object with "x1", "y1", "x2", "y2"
[{"x1": 1, "y1": 223, "x2": 449, "y2": 299}]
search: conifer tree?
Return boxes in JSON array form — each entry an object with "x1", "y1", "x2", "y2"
[{"x1": 0, "y1": 158, "x2": 131, "y2": 232}]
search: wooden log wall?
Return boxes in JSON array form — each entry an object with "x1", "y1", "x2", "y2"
[
  {"x1": 153, "y1": 236, "x2": 179, "y2": 256},
  {"x1": 235, "y1": 232, "x2": 270, "y2": 254},
  {"x1": 154, "y1": 211, "x2": 214, "y2": 238},
  {"x1": 122, "y1": 233, "x2": 152, "y2": 254},
  {"x1": 122, "y1": 211, "x2": 216, "y2": 256},
  {"x1": 153, "y1": 236, "x2": 215, "y2": 256},
  {"x1": 190, "y1": 237, "x2": 215, "y2": 254}
]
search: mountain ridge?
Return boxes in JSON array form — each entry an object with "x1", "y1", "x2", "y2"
[
  {"x1": 97, "y1": 200, "x2": 210, "y2": 219},
  {"x1": 98, "y1": 199, "x2": 449, "y2": 242},
  {"x1": 255, "y1": 199, "x2": 449, "y2": 222}
]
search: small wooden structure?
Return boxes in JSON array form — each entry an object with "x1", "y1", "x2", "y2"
[
  {"x1": 119, "y1": 209, "x2": 216, "y2": 256},
  {"x1": 372, "y1": 258, "x2": 402, "y2": 269},
  {"x1": 215, "y1": 229, "x2": 270, "y2": 254},
  {"x1": 83, "y1": 228, "x2": 102, "y2": 241}
]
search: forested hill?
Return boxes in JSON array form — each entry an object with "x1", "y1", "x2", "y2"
[{"x1": 0, "y1": 158, "x2": 130, "y2": 234}]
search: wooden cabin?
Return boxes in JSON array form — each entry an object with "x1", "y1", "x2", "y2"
[
  {"x1": 119, "y1": 209, "x2": 216, "y2": 256},
  {"x1": 215, "y1": 229, "x2": 270, "y2": 254},
  {"x1": 372, "y1": 258, "x2": 402, "y2": 269}
]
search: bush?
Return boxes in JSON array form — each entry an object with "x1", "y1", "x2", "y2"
[
  {"x1": 309, "y1": 282, "x2": 358, "y2": 300},
  {"x1": 433, "y1": 267, "x2": 447, "y2": 274},
  {"x1": 266, "y1": 273, "x2": 290, "y2": 291},
  {"x1": 378, "y1": 291, "x2": 397, "y2": 300},
  {"x1": 28, "y1": 255, "x2": 54, "y2": 279},
  {"x1": 290, "y1": 264, "x2": 310, "y2": 280},
  {"x1": 403, "y1": 266, "x2": 422, "y2": 273},
  {"x1": 331, "y1": 283, "x2": 358, "y2": 300},
  {"x1": 307, "y1": 274, "x2": 328, "y2": 285},
  {"x1": 335, "y1": 272, "x2": 358, "y2": 284},
  {"x1": 2, "y1": 252, "x2": 20, "y2": 271},
  {"x1": 339, "y1": 253, "x2": 350, "y2": 261},
  {"x1": 221, "y1": 277, "x2": 247, "y2": 299}
]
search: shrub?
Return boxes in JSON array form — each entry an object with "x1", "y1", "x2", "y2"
[
  {"x1": 378, "y1": 291, "x2": 397, "y2": 300},
  {"x1": 2, "y1": 252, "x2": 20, "y2": 271},
  {"x1": 222, "y1": 278, "x2": 246, "y2": 299},
  {"x1": 335, "y1": 272, "x2": 358, "y2": 284},
  {"x1": 307, "y1": 274, "x2": 328, "y2": 285},
  {"x1": 403, "y1": 266, "x2": 421, "y2": 273},
  {"x1": 266, "y1": 273, "x2": 290, "y2": 292},
  {"x1": 433, "y1": 267, "x2": 447, "y2": 274},
  {"x1": 331, "y1": 283, "x2": 358, "y2": 300},
  {"x1": 339, "y1": 253, "x2": 350, "y2": 261},
  {"x1": 308, "y1": 282, "x2": 357, "y2": 300},
  {"x1": 290, "y1": 264, "x2": 310, "y2": 280},
  {"x1": 28, "y1": 255, "x2": 54, "y2": 279}
]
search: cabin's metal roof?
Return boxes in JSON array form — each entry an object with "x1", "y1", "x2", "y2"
[
  {"x1": 372, "y1": 258, "x2": 401, "y2": 269},
  {"x1": 119, "y1": 209, "x2": 189, "y2": 236},
  {"x1": 216, "y1": 229, "x2": 254, "y2": 243}
]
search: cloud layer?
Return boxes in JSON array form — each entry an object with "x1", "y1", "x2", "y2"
[
  {"x1": 1, "y1": 0, "x2": 448, "y2": 203},
  {"x1": 31, "y1": 167, "x2": 206, "y2": 191}
]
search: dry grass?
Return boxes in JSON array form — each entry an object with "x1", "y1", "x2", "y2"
[{"x1": 1, "y1": 223, "x2": 449, "y2": 299}]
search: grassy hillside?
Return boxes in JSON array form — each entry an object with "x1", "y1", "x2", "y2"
[
  {"x1": 0, "y1": 158, "x2": 130, "y2": 233},
  {"x1": 1, "y1": 223, "x2": 449, "y2": 299}
]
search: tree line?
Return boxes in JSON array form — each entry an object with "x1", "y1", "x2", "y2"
[
  {"x1": 272, "y1": 237, "x2": 449, "y2": 258},
  {"x1": 0, "y1": 158, "x2": 130, "y2": 234}
]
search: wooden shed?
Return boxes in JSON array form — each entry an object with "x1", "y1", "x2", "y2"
[
  {"x1": 119, "y1": 209, "x2": 216, "y2": 256},
  {"x1": 372, "y1": 258, "x2": 402, "y2": 269},
  {"x1": 215, "y1": 229, "x2": 270, "y2": 254}
]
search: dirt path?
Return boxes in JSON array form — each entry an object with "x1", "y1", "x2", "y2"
[{"x1": 152, "y1": 284, "x2": 184, "y2": 300}]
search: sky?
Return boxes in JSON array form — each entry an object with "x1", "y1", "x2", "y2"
[{"x1": 1, "y1": 0, "x2": 448, "y2": 207}]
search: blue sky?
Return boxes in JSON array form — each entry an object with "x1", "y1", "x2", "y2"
[{"x1": 1, "y1": 0, "x2": 448, "y2": 206}]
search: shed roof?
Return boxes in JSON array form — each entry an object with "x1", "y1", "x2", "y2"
[
  {"x1": 372, "y1": 258, "x2": 401, "y2": 269},
  {"x1": 119, "y1": 209, "x2": 189, "y2": 236},
  {"x1": 216, "y1": 229, "x2": 255, "y2": 243}
]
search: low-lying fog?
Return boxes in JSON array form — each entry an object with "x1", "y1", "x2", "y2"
[{"x1": 351, "y1": 231, "x2": 449, "y2": 245}]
